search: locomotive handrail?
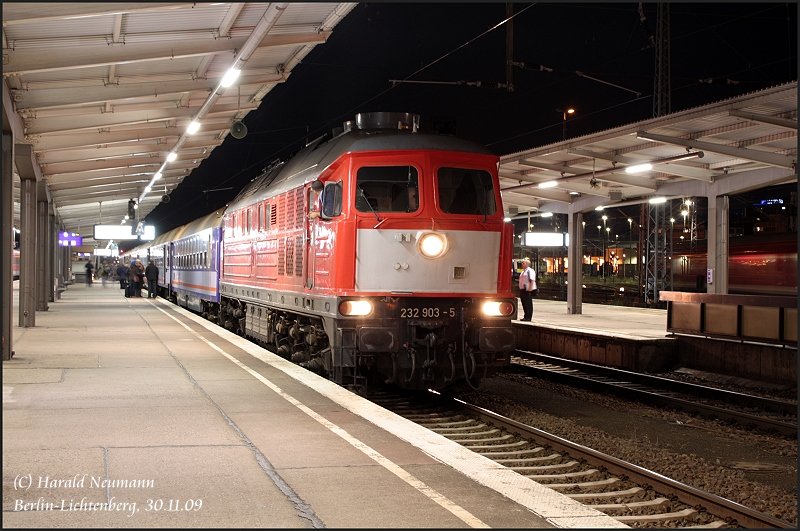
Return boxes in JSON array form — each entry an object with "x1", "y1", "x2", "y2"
[{"x1": 659, "y1": 291, "x2": 797, "y2": 346}]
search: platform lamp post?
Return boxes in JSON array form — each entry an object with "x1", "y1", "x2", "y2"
[
  {"x1": 597, "y1": 225, "x2": 602, "y2": 279},
  {"x1": 605, "y1": 227, "x2": 611, "y2": 281},
  {"x1": 557, "y1": 107, "x2": 575, "y2": 140},
  {"x1": 581, "y1": 220, "x2": 586, "y2": 283}
]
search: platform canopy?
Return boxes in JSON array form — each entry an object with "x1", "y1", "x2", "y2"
[
  {"x1": 499, "y1": 82, "x2": 798, "y2": 218},
  {"x1": 3, "y1": 2, "x2": 356, "y2": 243}
]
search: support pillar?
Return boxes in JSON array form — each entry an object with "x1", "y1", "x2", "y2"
[
  {"x1": 1, "y1": 133, "x2": 13, "y2": 360},
  {"x1": 50, "y1": 215, "x2": 58, "y2": 302},
  {"x1": 16, "y1": 143, "x2": 39, "y2": 328},
  {"x1": 566, "y1": 209, "x2": 583, "y2": 314},
  {"x1": 36, "y1": 192, "x2": 49, "y2": 311},
  {"x1": 706, "y1": 195, "x2": 729, "y2": 294}
]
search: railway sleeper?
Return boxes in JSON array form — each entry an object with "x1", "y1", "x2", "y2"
[
  {"x1": 466, "y1": 440, "x2": 529, "y2": 450},
  {"x1": 476, "y1": 447, "x2": 546, "y2": 458},
  {"x1": 566, "y1": 487, "x2": 644, "y2": 499},
  {"x1": 494, "y1": 453, "x2": 563, "y2": 464},
  {"x1": 513, "y1": 460, "x2": 581, "y2": 473},
  {"x1": 614, "y1": 507, "x2": 697, "y2": 523},
  {"x1": 589, "y1": 497, "x2": 670, "y2": 512},
  {"x1": 534, "y1": 470, "x2": 606, "y2": 484}
]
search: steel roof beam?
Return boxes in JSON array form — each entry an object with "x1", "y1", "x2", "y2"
[
  {"x1": 637, "y1": 131, "x2": 796, "y2": 169},
  {"x1": 567, "y1": 147, "x2": 717, "y2": 181},
  {"x1": 2, "y1": 3, "x2": 194, "y2": 26},
  {"x1": 13, "y1": 75, "x2": 285, "y2": 110},
  {"x1": 4, "y1": 33, "x2": 328, "y2": 77},
  {"x1": 728, "y1": 110, "x2": 798, "y2": 130},
  {"x1": 25, "y1": 103, "x2": 258, "y2": 135}
]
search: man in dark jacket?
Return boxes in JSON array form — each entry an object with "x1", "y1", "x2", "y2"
[
  {"x1": 144, "y1": 261, "x2": 159, "y2": 299},
  {"x1": 116, "y1": 262, "x2": 128, "y2": 290}
]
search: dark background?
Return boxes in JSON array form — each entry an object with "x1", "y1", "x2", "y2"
[{"x1": 142, "y1": 2, "x2": 798, "y2": 235}]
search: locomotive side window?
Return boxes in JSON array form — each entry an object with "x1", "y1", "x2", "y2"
[
  {"x1": 321, "y1": 181, "x2": 343, "y2": 218},
  {"x1": 355, "y1": 166, "x2": 419, "y2": 213},
  {"x1": 437, "y1": 167, "x2": 496, "y2": 215}
]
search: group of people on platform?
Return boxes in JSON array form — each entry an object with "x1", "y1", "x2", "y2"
[{"x1": 83, "y1": 259, "x2": 158, "y2": 299}]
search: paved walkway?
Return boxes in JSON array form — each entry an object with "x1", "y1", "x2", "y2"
[
  {"x1": 519, "y1": 299, "x2": 669, "y2": 340},
  {"x1": 4, "y1": 281, "x2": 623, "y2": 528}
]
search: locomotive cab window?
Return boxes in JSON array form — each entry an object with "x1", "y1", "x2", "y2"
[
  {"x1": 355, "y1": 166, "x2": 419, "y2": 213},
  {"x1": 320, "y1": 181, "x2": 343, "y2": 218},
  {"x1": 437, "y1": 167, "x2": 496, "y2": 215}
]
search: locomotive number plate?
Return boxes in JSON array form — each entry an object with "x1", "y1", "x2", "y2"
[{"x1": 399, "y1": 306, "x2": 457, "y2": 319}]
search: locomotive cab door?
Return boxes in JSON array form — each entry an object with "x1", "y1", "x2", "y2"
[{"x1": 305, "y1": 184, "x2": 321, "y2": 289}]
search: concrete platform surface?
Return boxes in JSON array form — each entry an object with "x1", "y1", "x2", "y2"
[
  {"x1": 517, "y1": 298, "x2": 668, "y2": 340},
  {"x1": 4, "y1": 282, "x2": 626, "y2": 529}
]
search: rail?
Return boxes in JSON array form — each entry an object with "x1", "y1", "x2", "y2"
[{"x1": 659, "y1": 291, "x2": 797, "y2": 347}]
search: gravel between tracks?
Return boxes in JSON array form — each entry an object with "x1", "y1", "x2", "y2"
[{"x1": 456, "y1": 372, "x2": 797, "y2": 526}]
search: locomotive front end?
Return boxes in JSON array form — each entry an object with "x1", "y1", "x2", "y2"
[
  {"x1": 335, "y1": 289, "x2": 516, "y2": 390},
  {"x1": 326, "y1": 122, "x2": 516, "y2": 390}
]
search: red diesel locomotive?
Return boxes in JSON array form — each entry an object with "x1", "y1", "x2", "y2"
[{"x1": 217, "y1": 112, "x2": 516, "y2": 390}]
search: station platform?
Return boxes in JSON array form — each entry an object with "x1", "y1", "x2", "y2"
[
  {"x1": 3, "y1": 282, "x2": 624, "y2": 529},
  {"x1": 517, "y1": 299, "x2": 668, "y2": 341}
]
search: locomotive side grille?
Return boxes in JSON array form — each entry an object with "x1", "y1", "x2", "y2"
[
  {"x1": 278, "y1": 238, "x2": 286, "y2": 276},
  {"x1": 285, "y1": 237, "x2": 295, "y2": 276},
  {"x1": 294, "y1": 235, "x2": 304, "y2": 277},
  {"x1": 279, "y1": 194, "x2": 288, "y2": 228},
  {"x1": 269, "y1": 203, "x2": 277, "y2": 226},
  {"x1": 294, "y1": 187, "x2": 304, "y2": 227}
]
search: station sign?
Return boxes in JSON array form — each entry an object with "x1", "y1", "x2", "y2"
[
  {"x1": 93, "y1": 224, "x2": 155, "y2": 241},
  {"x1": 58, "y1": 232, "x2": 83, "y2": 246},
  {"x1": 524, "y1": 232, "x2": 568, "y2": 247}
]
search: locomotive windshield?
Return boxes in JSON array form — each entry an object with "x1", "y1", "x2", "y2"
[
  {"x1": 437, "y1": 167, "x2": 497, "y2": 215},
  {"x1": 355, "y1": 166, "x2": 420, "y2": 213}
]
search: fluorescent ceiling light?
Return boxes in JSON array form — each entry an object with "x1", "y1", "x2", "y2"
[
  {"x1": 625, "y1": 163, "x2": 653, "y2": 174},
  {"x1": 220, "y1": 67, "x2": 241, "y2": 88},
  {"x1": 538, "y1": 180, "x2": 558, "y2": 189},
  {"x1": 166, "y1": 152, "x2": 178, "y2": 162},
  {"x1": 186, "y1": 120, "x2": 201, "y2": 134},
  {"x1": 649, "y1": 196, "x2": 667, "y2": 204},
  {"x1": 154, "y1": 172, "x2": 163, "y2": 180},
  {"x1": 539, "y1": 212, "x2": 553, "y2": 218}
]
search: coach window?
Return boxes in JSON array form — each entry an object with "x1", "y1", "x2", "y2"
[
  {"x1": 355, "y1": 166, "x2": 419, "y2": 213},
  {"x1": 437, "y1": 167, "x2": 496, "y2": 215}
]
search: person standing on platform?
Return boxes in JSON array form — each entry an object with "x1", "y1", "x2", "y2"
[
  {"x1": 116, "y1": 262, "x2": 128, "y2": 291},
  {"x1": 84, "y1": 261, "x2": 94, "y2": 286},
  {"x1": 132, "y1": 260, "x2": 145, "y2": 297},
  {"x1": 145, "y1": 261, "x2": 159, "y2": 299},
  {"x1": 517, "y1": 258, "x2": 537, "y2": 322},
  {"x1": 99, "y1": 261, "x2": 110, "y2": 287}
]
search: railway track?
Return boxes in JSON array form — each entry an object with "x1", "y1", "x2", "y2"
[
  {"x1": 371, "y1": 391, "x2": 794, "y2": 529},
  {"x1": 510, "y1": 351, "x2": 797, "y2": 437}
]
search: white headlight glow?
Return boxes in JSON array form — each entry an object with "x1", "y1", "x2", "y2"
[
  {"x1": 339, "y1": 300, "x2": 373, "y2": 316},
  {"x1": 481, "y1": 300, "x2": 516, "y2": 317},
  {"x1": 418, "y1": 232, "x2": 447, "y2": 258}
]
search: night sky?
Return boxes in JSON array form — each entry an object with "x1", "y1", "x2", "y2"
[{"x1": 142, "y1": 2, "x2": 798, "y2": 235}]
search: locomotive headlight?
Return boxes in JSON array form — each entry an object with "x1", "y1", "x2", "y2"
[
  {"x1": 481, "y1": 300, "x2": 516, "y2": 317},
  {"x1": 339, "y1": 300, "x2": 373, "y2": 316},
  {"x1": 417, "y1": 232, "x2": 448, "y2": 259}
]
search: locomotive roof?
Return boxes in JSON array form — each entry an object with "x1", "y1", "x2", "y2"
[{"x1": 226, "y1": 129, "x2": 496, "y2": 212}]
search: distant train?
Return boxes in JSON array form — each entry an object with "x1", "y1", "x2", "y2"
[
  {"x1": 671, "y1": 233, "x2": 797, "y2": 296},
  {"x1": 126, "y1": 112, "x2": 516, "y2": 391}
]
